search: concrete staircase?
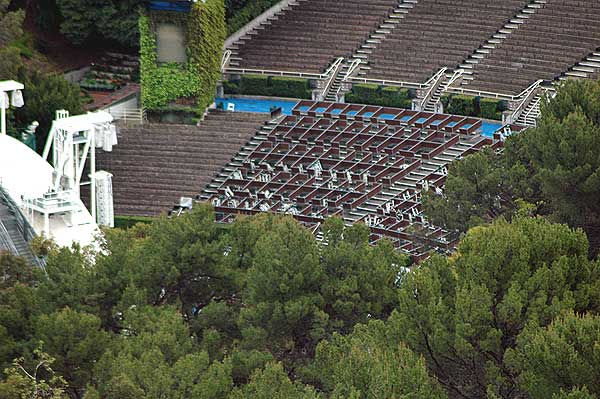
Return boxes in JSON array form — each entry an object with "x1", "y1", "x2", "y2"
[
  {"x1": 459, "y1": 0, "x2": 547, "y2": 84},
  {"x1": 516, "y1": 91, "x2": 543, "y2": 126},
  {"x1": 0, "y1": 194, "x2": 37, "y2": 264},
  {"x1": 560, "y1": 50, "x2": 600, "y2": 81},
  {"x1": 353, "y1": 0, "x2": 419, "y2": 78}
]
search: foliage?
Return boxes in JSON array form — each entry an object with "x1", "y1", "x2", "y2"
[
  {"x1": 225, "y1": 0, "x2": 280, "y2": 35},
  {"x1": 113, "y1": 215, "x2": 154, "y2": 229},
  {"x1": 189, "y1": 0, "x2": 227, "y2": 110},
  {"x1": 224, "y1": 75, "x2": 312, "y2": 99},
  {"x1": 34, "y1": 309, "x2": 110, "y2": 398},
  {"x1": 346, "y1": 84, "x2": 415, "y2": 108},
  {"x1": 427, "y1": 79, "x2": 600, "y2": 256},
  {"x1": 229, "y1": 362, "x2": 320, "y2": 399},
  {"x1": 140, "y1": 0, "x2": 226, "y2": 113},
  {"x1": 56, "y1": 0, "x2": 143, "y2": 47},
  {"x1": 441, "y1": 94, "x2": 506, "y2": 120},
  {"x1": 506, "y1": 312, "x2": 600, "y2": 398},
  {"x1": 389, "y1": 216, "x2": 600, "y2": 398},
  {"x1": 315, "y1": 320, "x2": 447, "y2": 399},
  {"x1": 0, "y1": 346, "x2": 69, "y2": 399},
  {"x1": 12, "y1": 66, "x2": 83, "y2": 153},
  {"x1": 422, "y1": 147, "x2": 532, "y2": 232},
  {"x1": 139, "y1": 13, "x2": 201, "y2": 110},
  {"x1": 0, "y1": 0, "x2": 24, "y2": 47}
]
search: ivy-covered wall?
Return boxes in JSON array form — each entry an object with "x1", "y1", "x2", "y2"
[{"x1": 139, "y1": 0, "x2": 226, "y2": 112}]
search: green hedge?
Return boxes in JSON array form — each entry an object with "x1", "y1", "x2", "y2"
[
  {"x1": 146, "y1": 105, "x2": 197, "y2": 124},
  {"x1": 114, "y1": 215, "x2": 155, "y2": 229},
  {"x1": 139, "y1": 0, "x2": 226, "y2": 113},
  {"x1": 441, "y1": 94, "x2": 507, "y2": 120},
  {"x1": 346, "y1": 84, "x2": 415, "y2": 108},
  {"x1": 224, "y1": 75, "x2": 312, "y2": 99}
]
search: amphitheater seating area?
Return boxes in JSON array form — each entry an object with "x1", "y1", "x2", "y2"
[
  {"x1": 95, "y1": 111, "x2": 269, "y2": 217},
  {"x1": 198, "y1": 101, "x2": 517, "y2": 260},
  {"x1": 465, "y1": 0, "x2": 600, "y2": 94},
  {"x1": 364, "y1": 0, "x2": 529, "y2": 82},
  {"x1": 231, "y1": 0, "x2": 398, "y2": 74}
]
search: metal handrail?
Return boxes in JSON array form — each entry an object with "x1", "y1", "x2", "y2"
[
  {"x1": 221, "y1": 50, "x2": 232, "y2": 72},
  {"x1": 224, "y1": 67, "x2": 326, "y2": 80},
  {"x1": 508, "y1": 80, "x2": 543, "y2": 123},
  {"x1": 419, "y1": 68, "x2": 448, "y2": 109},
  {"x1": 342, "y1": 59, "x2": 363, "y2": 82},
  {"x1": 109, "y1": 108, "x2": 146, "y2": 124},
  {"x1": 348, "y1": 76, "x2": 427, "y2": 89},
  {"x1": 321, "y1": 57, "x2": 345, "y2": 100}
]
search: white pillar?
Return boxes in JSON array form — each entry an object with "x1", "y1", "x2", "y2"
[
  {"x1": 1, "y1": 101, "x2": 5, "y2": 135},
  {"x1": 90, "y1": 131, "x2": 96, "y2": 222}
]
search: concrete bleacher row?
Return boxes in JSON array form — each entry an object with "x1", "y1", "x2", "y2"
[
  {"x1": 198, "y1": 101, "x2": 513, "y2": 260},
  {"x1": 365, "y1": 0, "x2": 530, "y2": 83},
  {"x1": 464, "y1": 0, "x2": 600, "y2": 94},
  {"x1": 230, "y1": 0, "x2": 600, "y2": 97},
  {"x1": 231, "y1": 0, "x2": 398, "y2": 74},
  {"x1": 94, "y1": 111, "x2": 269, "y2": 217}
]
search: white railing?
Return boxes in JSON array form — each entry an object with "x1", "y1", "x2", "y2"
[
  {"x1": 224, "y1": 67, "x2": 324, "y2": 80},
  {"x1": 109, "y1": 108, "x2": 146, "y2": 124},
  {"x1": 507, "y1": 80, "x2": 544, "y2": 124},
  {"x1": 320, "y1": 57, "x2": 345, "y2": 100},
  {"x1": 323, "y1": 57, "x2": 344, "y2": 79},
  {"x1": 419, "y1": 68, "x2": 448, "y2": 110},
  {"x1": 348, "y1": 76, "x2": 427, "y2": 89},
  {"x1": 342, "y1": 59, "x2": 363, "y2": 82},
  {"x1": 221, "y1": 50, "x2": 232, "y2": 72}
]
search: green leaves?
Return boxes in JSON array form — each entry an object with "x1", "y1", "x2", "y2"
[{"x1": 140, "y1": 0, "x2": 226, "y2": 112}]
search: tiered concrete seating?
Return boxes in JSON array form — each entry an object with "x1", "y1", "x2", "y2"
[
  {"x1": 467, "y1": 0, "x2": 600, "y2": 94},
  {"x1": 199, "y1": 100, "x2": 511, "y2": 261},
  {"x1": 365, "y1": 0, "x2": 529, "y2": 83},
  {"x1": 232, "y1": 0, "x2": 398, "y2": 74},
  {"x1": 94, "y1": 111, "x2": 269, "y2": 217}
]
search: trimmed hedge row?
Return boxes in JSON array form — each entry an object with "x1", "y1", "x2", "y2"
[
  {"x1": 441, "y1": 94, "x2": 508, "y2": 120},
  {"x1": 224, "y1": 75, "x2": 312, "y2": 99},
  {"x1": 345, "y1": 84, "x2": 416, "y2": 109}
]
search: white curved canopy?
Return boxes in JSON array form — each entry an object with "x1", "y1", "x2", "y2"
[{"x1": 0, "y1": 134, "x2": 53, "y2": 206}]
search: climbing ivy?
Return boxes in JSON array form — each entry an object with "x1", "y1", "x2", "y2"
[
  {"x1": 139, "y1": 0, "x2": 225, "y2": 113},
  {"x1": 189, "y1": 0, "x2": 227, "y2": 111}
]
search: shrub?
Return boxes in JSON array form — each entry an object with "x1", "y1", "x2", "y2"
[
  {"x1": 224, "y1": 75, "x2": 312, "y2": 99},
  {"x1": 346, "y1": 84, "x2": 414, "y2": 108}
]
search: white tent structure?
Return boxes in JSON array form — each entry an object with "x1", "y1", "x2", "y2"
[{"x1": 0, "y1": 109, "x2": 118, "y2": 249}]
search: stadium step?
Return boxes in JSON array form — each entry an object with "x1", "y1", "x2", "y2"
[
  {"x1": 350, "y1": 0, "x2": 420, "y2": 77},
  {"x1": 560, "y1": 48, "x2": 600, "y2": 82},
  {"x1": 459, "y1": 0, "x2": 548, "y2": 83}
]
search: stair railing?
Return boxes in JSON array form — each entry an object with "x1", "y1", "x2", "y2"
[
  {"x1": 418, "y1": 68, "x2": 448, "y2": 111},
  {"x1": 506, "y1": 79, "x2": 543, "y2": 124},
  {"x1": 320, "y1": 57, "x2": 345, "y2": 101}
]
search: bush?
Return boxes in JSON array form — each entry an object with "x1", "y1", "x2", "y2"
[
  {"x1": 346, "y1": 84, "x2": 414, "y2": 108},
  {"x1": 442, "y1": 94, "x2": 477, "y2": 116},
  {"x1": 441, "y1": 94, "x2": 506, "y2": 120},
  {"x1": 114, "y1": 215, "x2": 154, "y2": 229},
  {"x1": 146, "y1": 105, "x2": 197, "y2": 124},
  {"x1": 224, "y1": 75, "x2": 312, "y2": 99}
]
